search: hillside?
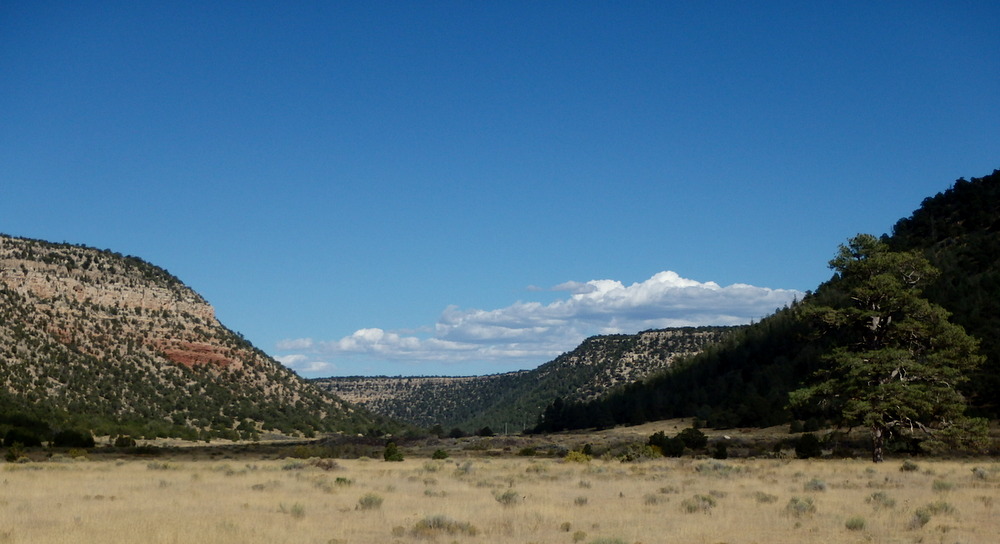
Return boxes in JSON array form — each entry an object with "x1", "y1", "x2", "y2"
[
  {"x1": 313, "y1": 326, "x2": 737, "y2": 431},
  {"x1": 536, "y1": 169, "x2": 1000, "y2": 432},
  {"x1": 0, "y1": 234, "x2": 390, "y2": 441}
]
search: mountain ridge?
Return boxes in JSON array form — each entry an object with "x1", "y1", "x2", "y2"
[
  {"x1": 313, "y1": 326, "x2": 738, "y2": 430},
  {"x1": 0, "y1": 234, "x2": 388, "y2": 441}
]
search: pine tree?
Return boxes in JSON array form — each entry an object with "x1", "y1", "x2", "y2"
[{"x1": 790, "y1": 235, "x2": 986, "y2": 462}]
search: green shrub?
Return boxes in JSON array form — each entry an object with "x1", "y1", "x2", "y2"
[
  {"x1": 712, "y1": 442, "x2": 729, "y2": 459},
  {"x1": 844, "y1": 516, "x2": 866, "y2": 531},
  {"x1": 677, "y1": 427, "x2": 708, "y2": 449},
  {"x1": 563, "y1": 450, "x2": 591, "y2": 463},
  {"x1": 4, "y1": 442, "x2": 25, "y2": 462},
  {"x1": 430, "y1": 449, "x2": 448, "y2": 460},
  {"x1": 617, "y1": 443, "x2": 660, "y2": 462},
  {"x1": 383, "y1": 442, "x2": 403, "y2": 462},
  {"x1": 899, "y1": 460, "x2": 919, "y2": 472}
]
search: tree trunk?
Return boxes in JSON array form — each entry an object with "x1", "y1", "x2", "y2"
[{"x1": 871, "y1": 424, "x2": 885, "y2": 463}]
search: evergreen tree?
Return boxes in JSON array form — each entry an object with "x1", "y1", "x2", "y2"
[{"x1": 790, "y1": 235, "x2": 986, "y2": 462}]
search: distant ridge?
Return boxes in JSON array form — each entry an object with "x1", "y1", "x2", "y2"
[
  {"x1": 312, "y1": 326, "x2": 738, "y2": 431},
  {"x1": 0, "y1": 234, "x2": 390, "y2": 440}
]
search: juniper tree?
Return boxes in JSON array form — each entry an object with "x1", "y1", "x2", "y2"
[{"x1": 790, "y1": 234, "x2": 986, "y2": 462}]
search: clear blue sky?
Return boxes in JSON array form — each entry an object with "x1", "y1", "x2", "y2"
[{"x1": 2, "y1": 2, "x2": 997, "y2": 377}]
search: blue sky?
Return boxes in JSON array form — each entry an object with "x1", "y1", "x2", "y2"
[{"x1": 2, "y1": 2, "x2": 997, "y2": 377}]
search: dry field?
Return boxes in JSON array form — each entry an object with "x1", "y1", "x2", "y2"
[{"x1": 1, "y1": 453, "x2": 998, "y2": 544}]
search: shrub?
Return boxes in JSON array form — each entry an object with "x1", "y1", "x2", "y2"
[
  {"x1": 677, "y1": 427, "x2": 708, "y2": 450},
  {"x1": 648, "y1": 431, "x2": 684, "y2": 457},
  {"x1": 804, "y1": 478, "x2": 827, "y2": 492},
  {"x1": 113, "y1": 435, "x2": 136, "y2": 448},
  {"x1": 695, "y1": 460, "x2": 740, "y2": 477},
  {"x1": 431, "y1": 449, "x2": 449, "y2": 460},
  {"x1": 908, "y1": 507, "x2": 931, "y2": 529},
  {"x1": 866, "y1": 491, "x2": 896, "y2": 510},
  {"x1": 795, "y1": 433, "x2": 822, "y2": 459},
  {"x1": 495, "y1": 490, "x2": 521, "y2": 507},
  {"x1": 383, "y1": 442, "x2": 403, "y2": 462},
  {"x1": 517, "y1": 447, "x2": 536, "y2": 456},
  {"x1": 357, "y1": 493, "x2": 383, "y2": 510},
  {"x1": 753, "y1": 491, "x2": 778, "y2": 504},
  {"x1": 712, "y1": 442, "x2": 729, "y2": 459},
  {"x1": 617, "y1": 443, "x2": 660, "y2": 462},
  {"x1": 845, "y1": 516, "x2": 866, "y2": 531},
  {"x1": 4, "y1": 442, "x2": 25, "y2": 462},
  {"x1": 411, "y1": 515, "x2": 478, "y2": 537},
  {"x1": 563, "y1": 450, "x2": 591, "y2": 463},
  {"x1": 574, "y1": 496, "x2": 588, "y2": 506},
  {"x1": 785, "y1": 496, "x2": 816, "y2": 517},
  {"x1": 931, "y1": 480, "x2": 954, "y2": 493},
  {"x1": 310, "y1": 458, "x2": 340, "y2": 471},
  {"x1": 899, "y1": 460, "x2": 919, "y2": 472},
  {"x1": 476, "y1": 426, "x2": 495, "y2": 437},
  {"x1": 924, "y1": 500, "x2": 955, "y2": 515},
  {"x1": 680, "y1": 494, "x2": 717, "y2": 513}
]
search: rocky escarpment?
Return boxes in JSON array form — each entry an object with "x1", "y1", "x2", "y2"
[{"x1": 0, "y1": 234, "x2": 384, "y2": 439}]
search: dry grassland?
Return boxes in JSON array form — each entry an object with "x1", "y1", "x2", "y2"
[{"x1": 1, "y1": 455, "x2": 998, "y2": 544}]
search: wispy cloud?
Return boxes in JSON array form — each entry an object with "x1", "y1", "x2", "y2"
[{"x1": 275, "y1": 270, "x2": 801, "y2": 376}]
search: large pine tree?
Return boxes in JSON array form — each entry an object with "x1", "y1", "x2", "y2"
[{"x1": 790, "y1": 234, "x2": 986, "y2": 462}]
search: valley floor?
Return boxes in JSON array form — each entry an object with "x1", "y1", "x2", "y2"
[{"x1": 2, "y1": 454, "x2": 998, "y2": 544}]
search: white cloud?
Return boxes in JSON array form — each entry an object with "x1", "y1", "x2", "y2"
[
  {"x1": 275, "y1": 353, "x2": 335, "y2": 374},
  {"x1": 275, "y1": 270, "x2": 802, "y2": 375}
]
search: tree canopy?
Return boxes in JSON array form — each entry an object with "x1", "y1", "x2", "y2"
[{"x1": 790, "y1": 234, "x2": 986, "y2": 462}]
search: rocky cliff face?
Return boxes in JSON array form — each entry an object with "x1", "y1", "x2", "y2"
[{"x1": 0, "y1": 234, "x2": 379, "y2": 439}]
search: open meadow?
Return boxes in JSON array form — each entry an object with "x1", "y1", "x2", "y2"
[{"x1": 2, "y1": 453, "x2": 998, "y2": 544}]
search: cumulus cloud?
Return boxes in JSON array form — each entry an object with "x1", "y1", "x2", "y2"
[
  {"x1": 275, "y1": 270, "x2": 802, "y2": 375},
  {"x1": 275, "y1": 353, "x2": 335, "y2": 374}
]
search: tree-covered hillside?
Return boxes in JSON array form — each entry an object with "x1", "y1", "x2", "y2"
[
  {"x1": 0, "y1": 235, "x2": 392, "y2": 443},
  {"x1": 535, "y1": 170, "x2": 999, "y2": 433},
  {"x1": 887, "y1": 170, "x2": 1000, "y2": 415}
]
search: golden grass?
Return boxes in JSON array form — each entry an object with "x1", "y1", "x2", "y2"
[{"x1": 1, "y1": 456, "x2": 998, "y2": 543}]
